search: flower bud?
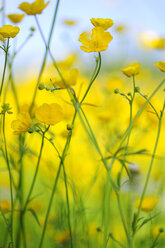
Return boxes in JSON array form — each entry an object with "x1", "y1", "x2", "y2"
[
  {"x1": 38, "y1": 82, "x2": 45, "y2": 90},
  {"x1": 114, "y1": 88, "x2": 119, "y2": 94}
]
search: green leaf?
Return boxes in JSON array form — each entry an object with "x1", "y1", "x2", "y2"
[{"x1": 27, "y1": 208, "x2": 41, "y2": 227}]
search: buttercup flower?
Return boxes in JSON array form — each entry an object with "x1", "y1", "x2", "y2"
[
  {"x1": 0, "y1": 200, "x2": 10, "y2": 212},
  {"x1": 0, "y1": 34, "x2": 6, "y2": 41},
  {"x1": 0, "y1": 25, "x2": 20, "y2": 38},
  {"x1": 154, "y1": 61, "x2": 165, "y2": 72},
  {"x1": 35, "y1": 103, "x2": 63, "y2": 125},
  {"x1": 140, "y1": 32, "x2": 165, "y2": 50},
  {"x1": 18, "y1": 0, "x2": 49, "y2": 15},
  {"x1": 79, "y1": 27, "x2": 113, "y2": 53},
  {"x1": 90, "y1": 18, "x2": 113, "y2": 30},
  {"x1": 7, "y1": 14, "x2": 25, "y2": 23},
  {"x1": 135, "y1": 196, "x2": 159, "y2": 212},
  {"x1": 151, "y1": 38, "x2": 165, "y2": 49},
  {"x1": 115, "y1": 24, "x2": 126, "y2": 33},
  {"x1": 11, "y1": 112, "x2": 32, "y2": 134},
  {"x1": 63, "y1": 19, "x2": 76, "y2": 26},
  {"x1": 51, "y1": 68, "x2": 79, "y2": 89},
  {"x1": 121, "y1": 63, "x2": 141, "y2": 77}
]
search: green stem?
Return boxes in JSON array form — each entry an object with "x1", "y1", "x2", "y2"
[
  {"x1": 38, "y1": 110, "x2": 77, "y2": 248},
  {"x1": 133, "y1": 113, "x2": 163, "y2": 236},
  {"x1": 80, "y1": 52, "x2": 101, "y2": 104},
  {"x1": 2, "y1": 114, "x2": 14, "y2": 247},
  {"x1": 30, "y1": 0, "x2": 61, "y2": 113},
  {"x1": 138, "y1": 92, "x2": 159, "y2": 119},
  {"x1": 62, "y1": 162, "x2": 73, "y2": 248},
  {"x1": 118, "y1": 75, "x2": 136, "y2": 186},
  {"x1": 0, "y1": 38, "x2": 9, "y2": 99},
  {"x1": 3, "y1": 33, "x2": 33, "y2": 112},
  {"x1": 23, "y1": 127, "x2": 48, "y2": 211},
  {"x1": 150, "y1": 232, "x2": 161, "y2": 248}
]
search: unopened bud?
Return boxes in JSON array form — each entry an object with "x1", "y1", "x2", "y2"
[
  {"x1": 38, "y1": 82, "x2": 45, "y2": 90},
  {"x1": 114, "y1": 88, "x2": 119, "y2": 94}
]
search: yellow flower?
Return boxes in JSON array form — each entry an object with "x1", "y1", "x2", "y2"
[
  {"x1": 121, "y1": 63, "x2": 141, "y2": 77},
  {"x1": 0, "y1": 25, "x2": 20, "y2": 38},
  {"x1": 35, "y1": 103, "x2": 63, "y2": 125},
  {"x1": 11, "y1": 112, "x2": 32, "y2": 134},
  {"x1": 154, "y1": 61, "x2": 165, "y2": 72},
  {"x1": 18, "y1": 0, "x2": 49, "y2": 15},
  {"x1": 135, "y1": 196, "x2": 159, "y2": 212},
  {"x1": 115, "y1": 24, "x2": 126, "y2": 33},
  {"x1": 79, "y1": 27, "x2": 113, "y2": 53},
  {"x1": 151, "y1": 38, "x2": 165, "y2": 49},
  {"x1": 90, "y1": 18, "x2": 113, "y2": 30},
  {"x1": 63, "y1": 19, "x2": 76, "y2": 26},
  {"x1": 140, "y1": 32, "x2": 165, "y2": 50},
  {"x1": 7, "y1": 14, "x2": 25, "y2": 23},
  {"x1": 0, "y1": 34, "x2": 6, "y2": 41},
  {"x1": 51, "y1": 68, "x2": 79, "y2": 89},
  {"x1": 0, "y1": 200, "x2": 10, "y2": 212}
]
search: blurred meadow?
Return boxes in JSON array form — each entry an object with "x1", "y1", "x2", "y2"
[{"x1": 0, "y1": 0, "x2": 165, "y2": 248}]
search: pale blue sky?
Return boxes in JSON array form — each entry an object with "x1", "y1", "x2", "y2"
[{"x1": 1, "y1": 0, "x2": 165, "y2": 70}]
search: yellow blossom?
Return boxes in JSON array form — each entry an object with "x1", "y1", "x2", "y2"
[
  {"x1": 18, "y1": 0, "x2": 49, "y2": 15},
  {"x1": 35, "y1": 103, "x2": 63, "y2": 125},
  {"x1": 51, "y1": 68, "x2": 79, "y2": 89},
  {"x1": 7, "y1": 14, "x2": 25, "y2": 23},
  {"x1": 0, "y1": 34, "x2": 6, "y2": 41},
  {"x1": 140, "y1": 31, "x2": 165, "y2": 50},
  {"x1": 135, "y1": 196, "x2": 159, "y2": 212},
  {"x1": 121, "y1": 63, "x2": 141, "y2": 77},
  {"x1": 115, "y1": 24, "x2": 126, "y2": 33},
  {"x1": 154, "y1": 61, "x2": 165, "y2": 72},
  {"x1": 79, "y1": 27, "x2": 113, "y2": 53},
  {"x1": 90, "y1": 18, "x2": 113, "y2": 30},
  {"x1": 0, "y1": 25, "x2": 20, "y2": 38},
  {"x1": 11, "y1": 112, "x2": 32, "y2": 134},
  {"x1": 0, "y1": 200, "x2": 10, "y2": 212},
  {"x1": 56, "y1": 54, "x2": 77, "y2": 70},
  {"x1": 151, "y1": 38, "x2": 165, "y2": 49},
  {"x1": 63, "y1": 19, "x2": 76, "y2": 26}
]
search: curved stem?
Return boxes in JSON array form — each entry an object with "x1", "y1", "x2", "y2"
[
  {"x1": 38, "y1": 110, "x2": 77, "y2": 248},
  {"x1": 30, "y1": 0, "x2": 61, "y2": 112},
  {"x1": 0, "y1": 38, "x2": 9, "y2": 99},
  {"x1": 23, "y1": 127, "x2": 49, "y2": 211},
  {"x1": 2, "y1": 114, "x2": 14, "y2": 247},
  {"x1": 80, "y1": 52, "x2": 101, "y2": 104},
  {"x1": 132, "y1": 112, "x2": 163, "y2": 236}
]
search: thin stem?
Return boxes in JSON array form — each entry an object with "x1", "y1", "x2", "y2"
[
  {"x1": 38, "y1": 110, "x2": 77, "y2": 248},
  {"x1": 150, "y1": 232, "x2": 161, "y2": 248},
  {"x1": 23, "y1": 127, "x2": 49, "y2": 211},
  {"x1": 34, "y1": 15, "x2": 75, "y2": 103},
  {"x1": 62, "y1": 162, "x2": 73, "y2": 248},
  {"x1": 133, "y1": 109, "x2": 163, "y2": 236},
  {"x1": 30, "y1": 0, "x2": 60, "y2": 112},
  {"x1": 2, "y1": 114, "x2": 14, "y2": 247},
  {"x1": 80, "y1": 52, "x2": 101, "y2": 104},
  {"x1": 0, "y1": 38, "x2": 9, "y2": 99},
  {"x1": 138, "y1": 92, "x2": 159, "y2": 119}
]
